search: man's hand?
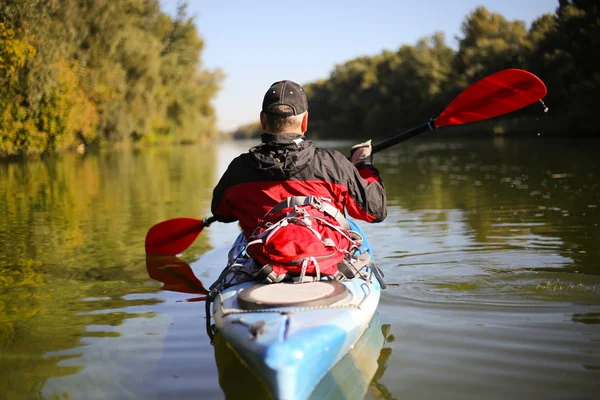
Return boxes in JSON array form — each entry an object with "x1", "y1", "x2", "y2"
[{"x1": 349, "y1": 139, "x2": 372, "y2": 166}]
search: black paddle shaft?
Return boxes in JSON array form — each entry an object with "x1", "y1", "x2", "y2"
[
  {"x1": 372, "y1": 119, "x2": 436, "y2": 154},
  {"x1": 204, "y1": 216, "x2": 218, "y2": 226}
]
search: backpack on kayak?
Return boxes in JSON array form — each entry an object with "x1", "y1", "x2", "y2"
[{"x1": 246, "y1": 196, "x2": 364, "y2": 283}]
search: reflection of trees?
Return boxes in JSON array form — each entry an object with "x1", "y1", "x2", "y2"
[
  {"x1": 378, "y1": 138, "x2": 600, "y2": 275},
  {"x1": 572, "y1": 312, "x2": 600, "y2": 325},
  {"x1": 213, "y1": 333, "x2": 273, "y2": 400},
  {"x1": 0, "y1": 145, "x2": 216, "y2": 398},
  {"x1": 0, "y1": 145, "x2": 216, "y2": 267},
  {"x1": 0, "y1": 258, "x2": 163, "y2": 399},
  {"x1": 571, "y1": 312, "x2": 600, "y2": 373},
  {"x1": 368, "y1": 323, "x2": 396, "y2": 400}
]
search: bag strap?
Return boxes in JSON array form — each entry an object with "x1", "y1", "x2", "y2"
[{"x1": 266, "y1": 196, "x2": 350, "y2": 230}]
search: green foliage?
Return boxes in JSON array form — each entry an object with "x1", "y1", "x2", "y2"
[
  {"x1": 528, "y1": 0, "x2": 600, "y2": 121},
  {"x1": 301, "y1": 2, "x2": 599, "y2": 139},
  {"x1": 0, "y1": 22, "x2": 36, "y2": 84},
  {"x1": 306, "y1": 32, "x2": 455, "y2": 138},
  {"x1": 452, "y1": 7, "x2": 529, "y2": 86},
  {"x1": 0, "y1": 0, "x2": 221, "y2": 157},
  {"x1": 0, "y1": 59, "x2": 99, "y2": 155},
  {"x1": 230, "y1": 121, "x2": 263, "y2": 140}
]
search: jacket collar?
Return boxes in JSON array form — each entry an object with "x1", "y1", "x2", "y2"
[{"x1": 261, "y1": 132, "x2": 306, "y2": 145}]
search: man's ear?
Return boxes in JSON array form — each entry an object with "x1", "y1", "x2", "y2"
[
  {"x1": 301, "y1": 112, "x2": 308, "y2": 133},
  {"x1": 260, "y1": 111, "x2": 267, "y2": 131}
]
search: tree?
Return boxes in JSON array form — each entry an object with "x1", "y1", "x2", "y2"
[
  {"x1": 0, "y1": 0, "x2": 221, "y2": 157},
  {"x1": 528, "y1": 0, "x2": 600, "y2": 119},
  {"x1": 452, "y1": 7, "x2": 529, "y2": 88},
  {"x1": 305, "y1": 33, "x2": 455, "y2": 138}
]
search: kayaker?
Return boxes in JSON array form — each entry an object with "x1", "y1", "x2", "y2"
[{"x1": 211, "y1": 79, "x2": 387, "y2": 238}]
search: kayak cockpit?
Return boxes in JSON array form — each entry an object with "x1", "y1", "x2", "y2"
[{"x1": 238, "y1": 280, "x2": 350, "y2": 310}]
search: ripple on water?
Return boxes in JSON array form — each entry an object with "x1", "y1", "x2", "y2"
[{"x1": 375, "y1": 226, "x2": 600, "y2": 305}]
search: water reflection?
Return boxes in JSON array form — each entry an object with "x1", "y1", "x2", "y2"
[
  {"x1": 374, "y1": 138, "x2": 600, "y2": 302},
  {"x1": 0, "y1": 257, "x2": 165, "y2": 399},
  {"x1": 308, "y1": 314, "x2": 390, "y2": 400},
  {"x1": 367, "y1": 324, "x2": 395, "y2": 400},
  {"x1": 145, "y1": 255, "x2": 207, "y2": 302},
  {"x1": 572, "y1": 312, "x2": 600, "y2": 325},
  {"x1": 1, "y1": 138, "x2": 599, "y2": 399},
  {"x1": 0, "y1": 145, "x2": 216, "y2": 399}
]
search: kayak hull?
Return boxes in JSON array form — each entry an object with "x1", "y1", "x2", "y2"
[
  {"x1": 214, "y1": 312, "x2": 385, "y2": 400},
  {"x1": 212, "y1": 220, "x2": 382, "y2": 399}
]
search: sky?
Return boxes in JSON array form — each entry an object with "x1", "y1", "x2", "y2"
[{"x1": 161, "y1": 0, "x2": 558, "y2": 132}]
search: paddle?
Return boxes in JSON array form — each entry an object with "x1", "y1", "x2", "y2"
[
  {"x1": 372, "y1": 68, "x2": 547, "y2": 154},
  {"x1": 145, "y1": 68, "x2": 547, "y2": 256},
  {"x1": 145, "y1": 216, "x2": 216, "y2": 256}
]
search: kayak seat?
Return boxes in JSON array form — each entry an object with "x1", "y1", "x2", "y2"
[{"x1": 238, "y1": 281, "x2": 349, "y2": 311}]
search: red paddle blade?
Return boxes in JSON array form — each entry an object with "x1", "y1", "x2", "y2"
[
  {"x1": 145, "y1": 217, "x2": 205, "y2": 255},
  {"x1": 435, "y1": 69, "x2": 547, "y2": 128}
]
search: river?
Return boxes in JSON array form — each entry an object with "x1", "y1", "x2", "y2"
[{"x1": 1, "y1": 136, "x2": 598, "y2": 399}]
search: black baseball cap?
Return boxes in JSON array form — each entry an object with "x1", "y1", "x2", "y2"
[{"x1": 262, "y1": 80, "x2": 308, "y2": 116}]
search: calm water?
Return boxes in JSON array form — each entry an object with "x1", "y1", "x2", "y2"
[{"x1": 1, "y1": 137, "x2": 599, "y2": 399}]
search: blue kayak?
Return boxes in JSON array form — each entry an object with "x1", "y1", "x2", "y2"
[{"x1": 209, "y1": 220, "x2": 385, "y2": 400}]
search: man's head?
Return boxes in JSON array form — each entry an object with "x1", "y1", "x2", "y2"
[{"x1": 260, "y1": 80, "x2": 308, "y2": 134}]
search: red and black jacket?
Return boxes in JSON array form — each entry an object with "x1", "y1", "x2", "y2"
[{"x1": 211, "y1": 133, "x2": 387, "y2": 238}]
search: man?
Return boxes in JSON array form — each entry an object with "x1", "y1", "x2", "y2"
[{"x1": 211, "y1": 80, "x2": 386, "y2": 237}]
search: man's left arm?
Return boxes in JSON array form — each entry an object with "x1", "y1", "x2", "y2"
[{"x1": 211, "y1": 163, "x2": 239, "y2": 223}]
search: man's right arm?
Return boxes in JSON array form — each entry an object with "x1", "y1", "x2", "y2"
[
  {"x1": 344, "y1": 159, "x2": 387, "y2": 223},
  {"x1": 343, "y1": 139, "x2": 387, "y2": 222}
]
